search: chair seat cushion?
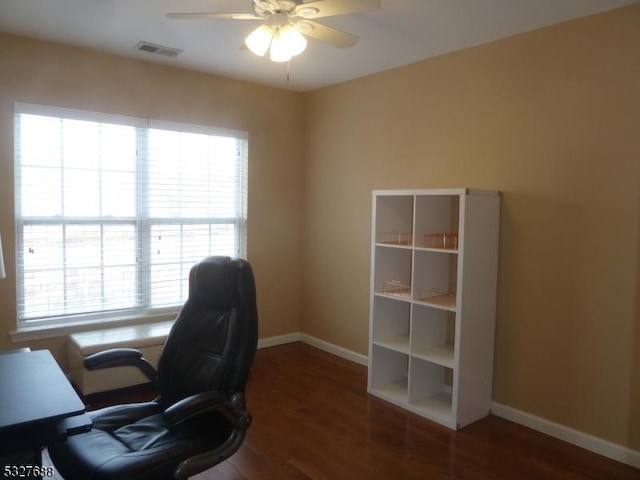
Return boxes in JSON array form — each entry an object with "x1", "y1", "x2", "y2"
[
  {"x1": 90, "y1": 401, "x2": 163, "y2": 431},
  {"x1": 49, "y1": 403, "x2": 233, "y2": 480}
]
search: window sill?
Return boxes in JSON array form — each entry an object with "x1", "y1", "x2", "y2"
[{"x1": 10, "y1": 311, "x2": 178, "y2": 343}]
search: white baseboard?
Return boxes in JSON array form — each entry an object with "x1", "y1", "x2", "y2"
[
  {"x1": 299, "y1": 333, "x2": 369, "y2": 366},
  {"x1": 257, "y1": 331, "x2": 368, "y2": 366},
  {"x1": 257, "y1": 332, "x2": 301, "y2": 349},
  {"x1": 491, "y1": 402, "x2": 640, "y2": 469},
  {"x1": 257, "y1": 333, "x2": 639, "y2": 470}
]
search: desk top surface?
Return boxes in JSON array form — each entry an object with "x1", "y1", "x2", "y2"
[{"x1": 0, "y1": 349, "x2": 85, "y2": 431}]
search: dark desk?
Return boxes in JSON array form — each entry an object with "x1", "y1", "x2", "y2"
[{"x1": 0, "y1": 349, "x2": 91, "y2": 475}]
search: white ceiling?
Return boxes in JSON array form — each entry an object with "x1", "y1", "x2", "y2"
[{"x1": 0, "y1": 0, "x2": 637, "y2": 92}]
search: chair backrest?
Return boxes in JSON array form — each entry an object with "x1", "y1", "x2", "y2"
[{"x1": 156, "y1": 256, "x2": 259, "y2": 407}]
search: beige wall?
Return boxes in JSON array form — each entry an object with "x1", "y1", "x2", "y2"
[
  {"x1": 0, "y1": 33, "x2": 305, "y2": 362},
  {"x1": 302, "y1": 5, "x2": 640, "y2": 449}
]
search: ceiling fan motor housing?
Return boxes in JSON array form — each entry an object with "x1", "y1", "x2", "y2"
[{"x1": 254, "y1": 0, "x2": 300, "y2": 16}]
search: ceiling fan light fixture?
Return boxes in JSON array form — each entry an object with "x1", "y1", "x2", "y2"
[
  {"x1": 169, "y1": 0, "x2": 381, "y2": 64},
  {"x1": 245, "y1": 24, "x2": 273, "y2": 56},
  {"x1": 269, "y1": 24, "x2": 307, "y2": 62},
  {"x1": 278, "y1": 24, "x2": 307, "y2": 57},
  {"x1": 269, "y1": 31, "x2": 292, "y2": 62}
]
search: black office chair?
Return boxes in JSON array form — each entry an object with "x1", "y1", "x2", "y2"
[{"x1": 48, "y1": 256, "x2": 259, "y2": 480}]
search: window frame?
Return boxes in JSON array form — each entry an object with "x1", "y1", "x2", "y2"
[{"x1": 13, "y1": 102, "x2": 248, "y2": 331}]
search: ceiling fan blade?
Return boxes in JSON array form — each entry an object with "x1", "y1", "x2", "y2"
[
  {"x1": 166, "y1": 13, "x2": 262, "y2": 20},
  {"x1": 296, "y1": 20, "x2": 359, "y2": 48},
  {"x1": 295, "y1": 0, "x2": 380, "y2": 19}
]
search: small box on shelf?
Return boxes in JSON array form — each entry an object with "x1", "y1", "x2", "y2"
[
  {"x1": 382, "y1": 280, "x2": 411, "y2": 297},
  {"x1": 424, "y1": 232, "x2": 458, "y2": 249},
  {"x1": 379, "y1": 230, "x2": 412, "y2": 246}
]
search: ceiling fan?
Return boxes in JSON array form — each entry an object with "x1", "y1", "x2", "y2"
[{"x1": 167, "y1": 0, "x2": 381, "y2": 62}]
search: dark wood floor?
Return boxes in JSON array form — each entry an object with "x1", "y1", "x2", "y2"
[{"x1": 79, "y1": 342, "x2": 640, "y2": 479}]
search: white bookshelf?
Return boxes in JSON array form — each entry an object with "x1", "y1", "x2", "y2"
[{"x1": 367, "y1": 188, "x2": 500, "y2": 429}]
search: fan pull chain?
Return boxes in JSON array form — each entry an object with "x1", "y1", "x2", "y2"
[{"x1": 286, "y1": 60, "x2": 291, "y2": 84}]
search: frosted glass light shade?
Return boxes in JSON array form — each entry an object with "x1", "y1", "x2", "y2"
[
  {"x1": 269, "y1": 31, "x2": 292, "y2": 62},
  {"x1": 245, "y1": 24, "x2": 273, "y2": 56},
  {"x1": 246, "y1": 22, "x2": 308, "y2": 62},
  {"x1": 279, "y1": 24, "x2": 307, "y2": 57}
]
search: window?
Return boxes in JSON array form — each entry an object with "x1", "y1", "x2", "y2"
[{"x1": 14, "y1": 103, "x2": 248, "y2": 326}]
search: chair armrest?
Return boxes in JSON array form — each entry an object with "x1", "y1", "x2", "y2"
[
  {"x1": 83, "y1": 348, "x2": 158, "y2": 384},
  {"x1": 163, "y1": 392, "x2": 251, "y2": 430}
]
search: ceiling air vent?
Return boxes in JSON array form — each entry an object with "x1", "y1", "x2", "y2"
[{"x1": 135, "y1": 41, "x2": 183, "y2": 57}]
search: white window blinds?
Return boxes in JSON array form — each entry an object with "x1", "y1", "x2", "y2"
[{"x1": 14, "y1": 103, "x2": 248, "y2": 325}]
